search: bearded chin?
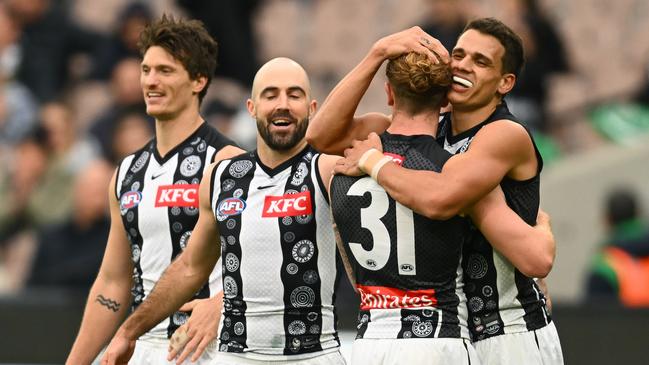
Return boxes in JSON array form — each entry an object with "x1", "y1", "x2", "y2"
[{"x1": 257, "y1": 117, "x2": 309, "y2": 151}]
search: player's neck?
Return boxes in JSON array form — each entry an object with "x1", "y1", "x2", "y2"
[
  {"x1": 387, "y1": 109, "x2": 439, "y2": 137},
  {"x1": 257, "y1": 138, "x2": 308, "y2": 169},
  {"x1": 450, "y1": 98, "x2": 500, "y2": 135},
  {"x1": 154, "y1": 107, "x2": 203, "y2": 157}
]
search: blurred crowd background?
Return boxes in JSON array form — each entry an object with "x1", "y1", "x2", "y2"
[{"x1": 0, "y1": 0, "x2": 649, "y2": 363}]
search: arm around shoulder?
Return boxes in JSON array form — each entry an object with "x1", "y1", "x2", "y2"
[{"x1": 469, "y1": 189, "x2": 555, "y2": 278}]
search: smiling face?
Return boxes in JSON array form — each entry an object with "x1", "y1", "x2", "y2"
[
  {"x1": 448, "y1": 29, "x2": 515, "y2": 111},
  {"x1": 247, "y1": 58, "x2": 316, "y2": 151},
  {"x1": 140, "y1": 46, "x2": 206, "y2": 121}
]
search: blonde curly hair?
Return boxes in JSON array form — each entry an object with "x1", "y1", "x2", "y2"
[{"x1": 386, "y1": 52, "x2": 451, "y2": 114}]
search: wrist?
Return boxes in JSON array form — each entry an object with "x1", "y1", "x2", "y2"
[
  {"x1": 367, "y1": 42, "x2": 389, "y2": 68},
  {"x1": 359, "y1": 149, "x2": 392, "y2": 181},
  {"x1": 118, "y1": 320, "x2": 140, "y2": 342}
]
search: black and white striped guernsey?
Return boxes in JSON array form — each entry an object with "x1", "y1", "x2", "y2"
[
  {"x1": 436, "y1": 101, "x2": 552, "y2": 342},
  {"x1": 209, "y1": 146, "x2": 339, "y2": 358},
  {"x1": 115, "y1": 122, "x2": 234, "y2": 339},
  {"x1": 330, "y1": 133, "x2": 471, "y2": 340}
]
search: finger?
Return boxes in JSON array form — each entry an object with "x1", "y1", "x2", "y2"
[
  {"x1": 178, "y1": 300, "x2": 197, "y2": 312},
  {"x1": 343, "y1": 148, "x2": 352, "y2": 158},
  {"x1": 430, "y1": 39, "x2": 450, "y2": 63},
  {"x1": 169, "y1": 328, "x2": 190, "y2": 360},
  {"x1": 177, "y1": 335, "x2": 201, "y2": 365},
  {"x1": 333, "y1": 164, "x2": 346, "y2": 175},
  {"x1": 190, "y1": 336, "x2": 212, "y2": 363}
]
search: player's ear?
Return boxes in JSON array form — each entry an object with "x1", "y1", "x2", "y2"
[
  {"x1": 497, "y1": 74, "x2": 516, "y2": 95},
  {"x1": 246, "y1": 99, "x2": 256, "y2": 118},
  {"x1": 384, "y1": 82, "x2": 395, "y2": 106}
]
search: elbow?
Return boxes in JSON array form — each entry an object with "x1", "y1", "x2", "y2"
[
  {"x1": 305, "y1": 127, "x2": 317, "y2": 146},
  {"x1": 420, "y1": 197, "x2": 463, "y2": 221},
  {"x1": 519, "y1": 253, "x2": 554, "y2": 279},
  {"x1": 305, "y1": 128, "x2": 331, "y2": 153}
]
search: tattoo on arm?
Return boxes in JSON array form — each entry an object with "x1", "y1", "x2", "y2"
[{"x1": 96, "y1": 294, "x2": 121, "y2": 312}]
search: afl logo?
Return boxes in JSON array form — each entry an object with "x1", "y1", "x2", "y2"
[
  {"x1": 400, "y1": 264, "x2": 414, "y2": 272},
  {"x1": 120, "y1": 191, "x2": 142, "y2": 212},
  {"x1": 217, "y1": 198, "x2": 246, "y2": 221}
]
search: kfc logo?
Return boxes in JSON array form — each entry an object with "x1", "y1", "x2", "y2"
[
  {"x1": 356, "y1": 284, "x2": 437, "y2": 310},
  {"x1": 262, "y1": 191, "x2": 312, "y2": 217},
  {"x1": 155, "y1": 184, "x2": 199, "y2": 207}
]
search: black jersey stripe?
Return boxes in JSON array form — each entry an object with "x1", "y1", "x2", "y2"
[
  {"x1": 119, "y1": 145, "x2": 154, "y2": 312},
  {"x1": 217, "y1": 156, "x2": 255, "y2": 353},
  {"x1": 165, "y1": 141, "x2": 213, "y2": 338},
  {"x1": 280, "y1": 152, "x2": 324, "y2": 355}
]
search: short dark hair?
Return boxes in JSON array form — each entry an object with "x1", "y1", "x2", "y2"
[
  {"x1": 138, "y1": 14, "x2": 218, "y2": 103},
  {"x1": 606, "y1": 189, "x2": 639, "y2": 226},
  {"x1": 463, "y1": 17, "x2": 525, "y2": 77}
]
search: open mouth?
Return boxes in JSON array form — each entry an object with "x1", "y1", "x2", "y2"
[
  {"x1": 271, "y1": 119, "x2": 292, "y2": 127},
  {"x1": 452, "y1": 76, "x2": 473, "y2": 88}
]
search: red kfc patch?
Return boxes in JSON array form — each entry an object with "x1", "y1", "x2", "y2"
[
  {"x1": 155, "y1": 184, "x2": 199, "y2": 207},
  {"x1": 262, "y1": 191, "x2": 312, "y2": 217}
]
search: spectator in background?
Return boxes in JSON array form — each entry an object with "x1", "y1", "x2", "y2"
[
  {"x1": 41, "y1": 101, "x2": 100, "y2": 175},
  {"x1": 89, "y1": 57, "x2": 150, "y2": 159},
  {"x1": 177, "y1": 0, "x2": 260, "y2": 87},
  {"x1": 27, "y1": 159, "x2": 112, "y2": 292},
  {"x1": 0, "y1": 129, "x2": 49, "y2": 242},
  {"x1": 0, "y1": 102, "x2": 97, "y2": 249},
  {"x1": 0, "y1": 2, "x2": 38, "y2": 147},
  {"x1": 504, "y1": 0, "x2": 570, "y2": 132},
  {"x1": 0, "y1": 129, "x2": 48, "y2": 291},
  {"x1": 586, "y1": 188, "x2": 649, "y2": 307},
  {"x1": 420, "y1": 0, "x2": 472, "y2": 52},
  {"x1": 109, "y1": 109, "x2": 153, "y2": 164},
  {"x1": 91, "y1": 2, "x2": 152, "y2": 80},
  {"x1": 7, "y1": 0, "x2": 103, "y2": 102}
]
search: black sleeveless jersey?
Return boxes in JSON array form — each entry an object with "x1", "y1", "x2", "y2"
[
  {"x1": 331, "y1": 133, "x2": 471, "y2": 340},
  {"x1": 116, "y1": 122, "x2": 235, "y2": 339},
  {"x1": 437, "y1": 101, "x2": 552, "y2": 341}
]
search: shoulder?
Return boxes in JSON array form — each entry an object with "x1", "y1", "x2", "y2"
[
  {"x1": 473, "y1": 119, "x2": 533, "y2": 151},
  {"x1": 201, "y1": 123, "x2": 239, "y2": 149}
]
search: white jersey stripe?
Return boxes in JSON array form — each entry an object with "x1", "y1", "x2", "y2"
[
  {"x1": 239, "y1": 164, "x2": 291, "y2": 352},
  {"x1": 137, "y1": 154, "x2": 177, "y2": 337},
  {"x1": 311, "y1": 156, "x2": 338, "y2": 347},
  {"x1": 115, "y1": 154, "x2": 135, "y2": 196},
  {"x1": 494, "y1": 250, "x2": 527, "y2": 334}
]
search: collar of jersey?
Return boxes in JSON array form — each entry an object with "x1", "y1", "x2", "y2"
[
  {"x1": 253, "y1": 145, "x2": 313, "y2": 178},
  {"x1": 151, "y1": 122, "x2": 208, "y2": 164}
]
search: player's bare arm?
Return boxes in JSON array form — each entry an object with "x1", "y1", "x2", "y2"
[
  {"x1": 213, "y1": 145, "x2": 245, "y2": 162},
  {"x1": 167, "y1": 153, "x2": 240, "y2": 364},
  {"x1": 66, "y1": 171, "x2": 134, "y2": 365},
  {"x1": 468, "y1": 187, "x2": 555, "y2": 278},
  {"x1": 318, "y1": 153, "x2": 358, "y2": 290},
  {"x1": 339, "y1": 120, "x2": 537, "y2": 220},
  {"x1": 306, "y1": 26, "x2": 447, "y2": 154},
  {"x1": 101, "y1": 164, "x2": 222, "y2": 365}
]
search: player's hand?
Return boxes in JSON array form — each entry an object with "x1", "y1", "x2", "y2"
[
  {"x1": 372, "y1": 26, "x2": 450, "y2": 64},
  {"x1": 101, "y1": 331, "x2": 135, "y2": 365},
  {"x1": 168, "y1": 295, "x2": 223, "y2": 364},
  {"x1": 536, "y1": 209, "x2": 552, "y2": 230},
  {"x1": 536, "y1": 278, "x2": 553, "y2": 314},
  {"x1": 334, "y1": 133, "x2": 384, "y2": 177}
]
